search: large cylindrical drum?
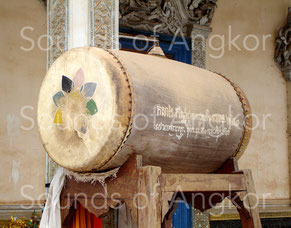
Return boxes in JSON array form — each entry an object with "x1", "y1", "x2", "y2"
[{"x1": 38, "y1": 47, "x2": 251, "y2": 173}]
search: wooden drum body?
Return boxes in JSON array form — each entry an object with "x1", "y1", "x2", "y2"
[{"x1": 38, "y1": 47, "x2": 251, "y2": 173}]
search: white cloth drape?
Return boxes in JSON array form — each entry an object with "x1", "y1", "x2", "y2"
[{"x1": 39, "y1": 167, "x2": 65, "y2": 228}]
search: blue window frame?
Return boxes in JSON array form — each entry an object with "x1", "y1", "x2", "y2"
[{"x1": 119, "y1": 28, "x2": 192, "y2": 64}]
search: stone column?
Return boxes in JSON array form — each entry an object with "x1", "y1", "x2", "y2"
[
  {"x1": 287, "y1": 83, "x2": 291, "y2": 194},
  {"x1": 89, "y1": 0, "x2": 119, "y2": 49},
  {"x1": 46, "y1": 0, "x2": 68, "y2": 184},
  {"x1": 191, "y1": 24, "x2": 212, "y2": 69},
  {"x1": 47, "y1": 0, "x2": 68, "y2": 68},
  {"x1": 274, "y1": 8, "x2": 291, "y2": 195},
  {"x1": 68, "y1": 0, "x2": 90, "y2": 49},
  {"x1": 46, "y1": 0, "x2": 119, "y2": 184}
]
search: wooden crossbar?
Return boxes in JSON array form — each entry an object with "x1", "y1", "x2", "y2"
[{"x1": 161, "y1": 173, "x2": 246, "y2": 192}]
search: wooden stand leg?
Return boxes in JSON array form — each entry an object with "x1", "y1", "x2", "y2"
[
  {"x1": 60, "y1": 155, "x2": 262, "y2": 228},
  {"x1": 60, "y1": 155, "x2": 163, "y2": 228},
  {"x1": 231, "y1": 170, "x2": 262, "y2": 228},
  {"x1": 118, "y1": 203, "x2": 137, "y2": 228},
  {"x1": 137, "y1": 166, "x2": 162, "y2": 228}
]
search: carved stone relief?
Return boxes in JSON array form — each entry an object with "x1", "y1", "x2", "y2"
[
  {"x1": 47, "y1": 0, "x2": 68, "y2": 68},
  {"x1": 89, "y1": 0, "x2": 119, "y2": 49},
  {"x1": 275, "y1": 7, "x2": 291, "y2": 80},
  {"x1": 46, "y1": 0, "x2": 69, "y2": 184},
  {"x1": 119, "y1": 0, "x2": 217, "y2": 37},
  {"x1": 186, "y1": 0, "x2": 217, "y2": 25},
  {"x1": 120, "y1": 0, "x2": 186, "y2": 36},
  {"x1": 191, "y1": 24, "x2": 212, "y2": 68}
]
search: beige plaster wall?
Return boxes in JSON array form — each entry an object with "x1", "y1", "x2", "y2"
[
  {"x1": 207, "y1": 0, "x2": 291, "y2": 200},
  {"x1": 0, "y1": 0, "x2": 46, "y2": 203}
]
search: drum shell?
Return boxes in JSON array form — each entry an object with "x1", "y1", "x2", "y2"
[
  {"x1": 100, "y1": 50, "x2": 250, "y2": 173},
  {"x1": 38, "y1": 47, "x2": 251, "y2": 173}
]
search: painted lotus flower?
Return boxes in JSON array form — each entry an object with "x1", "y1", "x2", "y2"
[{"x1": 52, "y1": 68, "x2": 97, "y2": 134}]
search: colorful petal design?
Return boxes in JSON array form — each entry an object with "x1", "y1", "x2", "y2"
[
  {"x1": 74, "y1": 68, "x2": 85, "y2": 88},
  {"x1": 86, "y1": 99, "x2": 98, "y2": 115},
  {"x1": 69, "y1": 92, "x2": 82, "y2": 101},
  {"x1": 54, "y1": 109, "x2": 63, "y2": 125},
  {"x1": 54, "y1": 72, "x2": 99, "y2": 127},
  {"x1": 62, "y1": 75, "x2": 74, "y2": 93},
  {"x1": 81, "y1": 82, "x2": 97, "y2": 97},
  {"x1": 53, "y1": 91, "x2": 64, "y2": 107}
]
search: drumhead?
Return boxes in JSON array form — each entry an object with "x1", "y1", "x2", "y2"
[{"x1": 38, "y1": 47, "x2": 126, "y2": 171}]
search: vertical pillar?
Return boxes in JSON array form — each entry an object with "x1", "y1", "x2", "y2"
[
  {"x1": 191, "y1": 24, "x2": 212, "y2": 69},
  {"x1": 89, "y1": 0, "x2": 119, "y2": 49},
  {"x1": 274, "y1": 8, "x2": 291, "y2": 195},
  {"x1": 46, "y1": 0, "x2": 119, "y2": 184},
  {"x1": 46, "y1": 0, "x2": 69, "y2": 185},
  {"x1": 47, "y1": 0, "x2": 69, "y2": 68},
  {"x1": 287, "y1": 83, "x2": 291, "y2": 193},
  {"x1": 191, "y1": 23, "x2": 212, "y2": 228},
  {"x1": 138, "y1": 166, "x2": 162, "y2": 227},
  {"x1": 68, "y1": 0, "x2": 90, "y2": 49}
]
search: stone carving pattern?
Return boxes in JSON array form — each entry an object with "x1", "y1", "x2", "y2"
[
  {"x1": 47, "y1": 0, "x2": 68, "y2": 183},
  {"x1": 275, "y1": 8, "x2": 291, "y2": 71},
  {"x1": 119, "y1": 0, "x2": 185, "y2": 35},
  {"x1": 191, "y1": 26, "x2": 211, "y2": 68},
  {"x1": 192, "y1": 35, "x2": 205, "y2": 68},
  {"x1": 90, "y1": 0, "x2": 119, "y2": 49},
  {"x1": 186, "y1": 0, "x2": 217, "y2": 25},
  {"x1": 47, "y1": 0, "x2": 68, "y2": 67},
  {"x1": 119, "y1": 0, "x2": 216, "y2": 36}
]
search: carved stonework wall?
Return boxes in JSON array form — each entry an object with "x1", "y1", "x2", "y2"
[
  {"x1": 186, "y1": 0, "x2": 216, "y2": 25},
  {"x1": 47, "y1": 0, "x2": 68, "y2": 68},
  {"x1": 275, "y1": 7, "x2": 291, "y2": 80},
  {"x1": 46, "y1": 0, "x2": 69, "y2": 184},
  {"x1": 120, "y1": 0, "x2": 186, "y2": 36},
  {"x1": 119, "y1": 0, "x2": 217, "y2": 37},
  {"x1": 191, "y1": 24, "x2": 212, "y2": 68},
  {"x1": 89, "y1": 0, "x2": 119, "y2": 49}
]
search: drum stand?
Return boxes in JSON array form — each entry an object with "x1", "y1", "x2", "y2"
[{"x1": 60, "y1": 155, "x2": 262, "y2": 228}]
